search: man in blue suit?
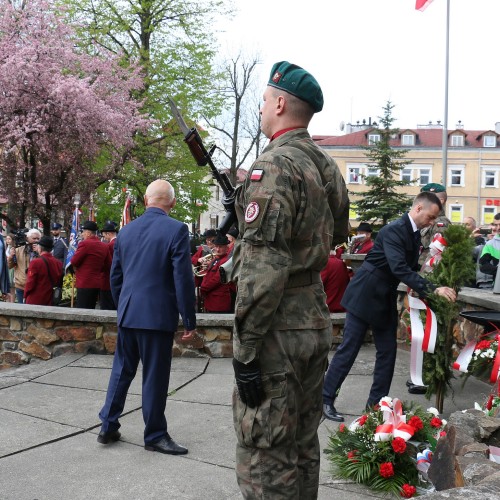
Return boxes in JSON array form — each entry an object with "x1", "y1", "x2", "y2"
[
  {"x1": 98, "y1": 179, "x2": 197, "y2": 455},
  {"x1": 323, "y1": 192, "x2": 457, "y2": 422}
]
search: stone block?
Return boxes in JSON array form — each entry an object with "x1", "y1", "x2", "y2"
[
  {"x1": 55, "y1": 326, "x2": 96, "y2": 342},
  {"x1": 202, "y1": 327, "x2": 231, "y2": 342},
  {"x1": 0, "y1": 315, "x2": 10, "y2": 326},
  {"x1": 456, "y1": 456, "x2": 500, "y2": 486},
  {"x1": 0, "y1": 350, "x2": 29, "y2": 366},
  {"x1": 96, "y1": 326, "x2": 103, "y2": 339},
  {"x1": 9, "y1": 318, "x2": 22, "y2": 331},
  {"x1": 19, "y1": 340, "x2": 51, "y2": 360},
  {"x1": 457, "y1": 442, "x2": 490, "y2": 458},
  {"x1": 203, "y1": 341, "x2": 233, "y2": 358},
  {"x1": 27, "y1": 324, "x2": 59, "y2": 345},
  {"x1": 74, "y1": 340, "x2": 105, "y2": 354},
  {"x1": 2, "y1": 342, "x2": 17, "y2": 350},
  {"x1": 477, "y1": 414, "x2": 500, "y2": 438},
  {"x1": 0, "y1": 328, "x2": 18, "y2": 341},
  {"x1": 428, "y1": 425, "x2": 457, "y2": 490},
  {"x1": 35, "y1": 319, "x2": 55, "y2": 329},
  {"x1": 103, "y1": 332, "x2": 117, "y2": 353},
  {"x1": 52, "y1": 343, "x2": 75, "y2": 357}
]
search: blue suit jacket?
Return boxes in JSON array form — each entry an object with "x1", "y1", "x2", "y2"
[
  {"x1": 341, "y1": 213, "x2": 434, "y2": 328},
  {"x1": 110, "y1": 207, "x2": 196, "y2": 332}
]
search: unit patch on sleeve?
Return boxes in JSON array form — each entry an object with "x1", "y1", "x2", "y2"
[
  {"x1": 250, "y1": 169, "x2": 264, "y2": 182},
  {"x1": 245, "y1": 201, "x2": 260, "y2": 223}
]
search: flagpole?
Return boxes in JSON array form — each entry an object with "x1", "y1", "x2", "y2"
[{"x1": 441, "y1": 0, "x2": 450, "y2": 186}]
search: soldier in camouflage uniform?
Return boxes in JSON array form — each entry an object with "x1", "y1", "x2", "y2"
[
  {"x1": 231, "y1": 61, "x2": 349, "y2": 499},
  {"x1": 418, "y1": 183, "x2": 451, "y2": 269}
]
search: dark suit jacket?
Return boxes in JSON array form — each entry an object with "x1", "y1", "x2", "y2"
[
  {"x1": 110, "y1": 207, "x2": 196, "y2": 332},
  {"x1": 341, "y1": 213, "x2": 434, "y2": 328},
  {"x1": 101, "y1": 238, "x2": 116, "y2": 292},
  {"x1": 70, "y1": 236, "x2": 108, "y2": 288}
]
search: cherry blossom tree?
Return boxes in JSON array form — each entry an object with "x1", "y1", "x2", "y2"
[{"x1": 0, "y1": 0, "x2": 149, "y2": 231}]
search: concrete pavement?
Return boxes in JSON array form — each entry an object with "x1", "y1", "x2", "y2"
[{"x1": 0, "y1": 345, "x2": 492, "y2": 499}]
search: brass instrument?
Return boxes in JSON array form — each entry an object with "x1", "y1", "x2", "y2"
[{"x1": 193, "y1": 250, "x2": 215, "y2": 277}]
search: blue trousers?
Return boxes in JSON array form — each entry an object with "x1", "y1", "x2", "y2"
[
  {"x1": 323, "y1": 311, "x2": 397, "y2": 408},
  {"x1": 99, "y1": 327, "x2": 174, "y2": 444}
]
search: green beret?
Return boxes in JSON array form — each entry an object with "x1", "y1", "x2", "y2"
[
  {"x1": 268, "y1": 61, "x2": 324, "y2": 113},
  {"x1": 420, "y1": 183, "x2": 446, "y2": 193}
]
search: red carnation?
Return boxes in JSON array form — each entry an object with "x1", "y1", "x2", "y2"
[
  {"x1": 379, "y1": 462, "x2": 395, "y2": 478},
  {"x1": 476, "y1": 340, "x2": 492, "y2": 350},
  {"x1": 339, "y1": 423, "x2": 346, "y2": 433},
  {"x1": 430, "y1": 417, "x2": 443, "y2": 428},
  {"x1": 408, "y1": 416, "x2": 423, "y2": 432},
  {"x1": 347, "y1": 450, "x2": 358, "y2": 462},
  {"x1": 391, "y1": 437, "x2": 407, "y2": 454},
  {"x1": 400, "y1": 483, "x2": 417, "y2": 498},
  {"x1": 440, "y1": 431, "x2": 447, "y2": 437},
  {"x1": 359, "y1": 414, "x2": 368, "y2": 426}
]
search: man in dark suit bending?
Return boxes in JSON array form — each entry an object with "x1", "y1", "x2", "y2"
[
  {"x1": 98, "y1": 179, "x2": 197, "y2": 455},
  {"x1": 323, "y1": 192, "x2": 456, "y2": 422}
]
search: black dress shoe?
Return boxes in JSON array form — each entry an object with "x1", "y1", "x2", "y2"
[
  {"x1": 97, "y1": 429, "x2": 121, "y2": 444},
  {"x1": 408, "y1": 383, "x2": 427, "y2": 395},
  {"x1": 144, "y1": 435, "x2": 188, "y2": 455},
  {"x1": 406, "y1": 379, "x2": 413, "y2": 387},
  {"x1": 323, "y1": 403, "x2": 345, "y2": 422}
]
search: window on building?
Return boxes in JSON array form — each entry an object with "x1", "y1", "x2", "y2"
[
  {"x1": 449, "y1": 204, "x2": 463, "y2": 223},
  {"x1": 483, "y1": 135, "x2": 496, "y2": 148},
  {"x1": 365, "y1": 167, "x2": 380, "y2": 179},
  {"x1": 482, "y1": 168, "x2": 499, "y2": 188},
  {"x1": 450, "y1": 134, "x2": 464, "y2": 147},
  {"x1": 348, "y1": 166, "x2": 361, "y2": 184},
  {"x1": 400, "y1": 165, "x2": 432, "y2": 185},
  {"x1": 215, "y1": 185, "x2": 220, "y2": 201},
  {"x1": 209, "y1": 214, "x2": 219, "y2": 229},
  {"x1": 402, "y1": 134, "x2": 415, "y2": 146},
  {"x1": 482, "y1": 206, "x2": 497, "y2": 225},
  {"x1": 448, "y1": 165, "x2": 465, "y2": 187},
  {"x1": 368, "y1": 134, "x2": 380, "y2": 145}
]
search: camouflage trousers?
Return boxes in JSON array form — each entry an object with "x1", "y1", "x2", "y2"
[{"x1": 232, "y1": 327, "x2": 331, "y2": 499}]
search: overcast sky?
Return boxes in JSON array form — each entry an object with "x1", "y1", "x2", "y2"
[{"x1": 216, "y1": 0, "x2": 500, "y2": 136}]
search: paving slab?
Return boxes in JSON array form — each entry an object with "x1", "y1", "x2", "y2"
[
  {"x1": 0, "y1": 432, "x2": 241, "y2": 500},
  {"x1": 96, "y1": 399, "x2": 237, "y2": 468},
  {"x1": 0, "y1": 408, "x2": 81, "y2": 458},
  {"x1": 0, "y1": 382, "x2": 141, "y2": 428},
  {"x1": 171, "y1": 372, "x2": 233, "y2": 406},
  {"x1": 0, "y1": 376, "x2": 29, "y2": 389},
  {"x1": 0, "y1": 353, "x2": 84, "y2": 380}
]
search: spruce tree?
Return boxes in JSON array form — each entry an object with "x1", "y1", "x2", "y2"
[{"x1": 355, "y1": 101, "x2": 414, "y2": 226}]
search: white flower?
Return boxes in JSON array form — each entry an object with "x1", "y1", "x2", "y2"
[
  {"x1": 349, "y1": 419, "x2": 360, "y2": 432},
  {"x1": 441, "y1": 419, "x2": 447, "y2": 427},
  {"x1": 379, "y1": 396, "x2": 393, "y2": 407},
  {"x1": 427, "y1": 407, "x2": 439, "y2": 416},
  {"x1": 486, "y1": 349, "x2": 495, "y2": 359}
]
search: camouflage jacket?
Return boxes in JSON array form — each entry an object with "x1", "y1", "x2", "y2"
[
  {"x1": 418, "y1": 212, "x2": 451, "y2": 268},
  {"x1": 232, "y1": 128, "x2": 349, "y2": 363}
]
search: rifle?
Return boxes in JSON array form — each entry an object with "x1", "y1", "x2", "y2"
[{"x1": 168, "y1": 97, "x2": 237, "y2": 236}]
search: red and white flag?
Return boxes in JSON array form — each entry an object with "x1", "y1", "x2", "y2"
[
  {"x1": 120, "y1": 194, "x2": 131, "y2": 228},
  {"x1": 416, "y1": 0, "x2": 434, "y2": 11}
]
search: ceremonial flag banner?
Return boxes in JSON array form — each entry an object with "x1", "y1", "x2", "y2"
[
  {"x1": 120, "y1": 194, "x2": 131, "y2": 229},
  {"x1": 416, "y1": 0, "x2": 434, "y2": 11},
  {"x1": 65, "y1": 207, "x2": 79, "y2": 271}
]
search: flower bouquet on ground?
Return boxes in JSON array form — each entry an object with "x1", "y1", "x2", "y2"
[
  {"x1": 462, "y1": 337, "x2": 499, "y2": 384},
  {"x1": 324, "y1": 397, "x2": 446, "y2": 497}
]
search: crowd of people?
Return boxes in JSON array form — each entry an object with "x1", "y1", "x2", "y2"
[
  {"x1": 0, "y1": 59, "x2": 498, "y2": 500},
  {"x1": 0, "y1": 221, "x2": 120, "y2": 309}
]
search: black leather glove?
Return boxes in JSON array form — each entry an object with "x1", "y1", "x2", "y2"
[{"x1": 233, "y1": 358, "x2": 264, "y2": 408}]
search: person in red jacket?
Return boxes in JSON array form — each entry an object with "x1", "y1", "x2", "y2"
[
  {"x1": 200, "y1": 233, "x2": 235, "y2": 313},
  {"x1": 100, "y1": 221, "x2": 118, "y2": 310},
  {"x1": 350, "y1": 222, "x2": 374, "y2": 254},
  {"x1": 70, "y1": 220, "x2": 109, "y2": 309},
  {"x1": 320, "y1": 251, "x2": 350, "y2": 312},
  {"x1": 24, "y1": 236, "x2": 63, "y2": 306}
]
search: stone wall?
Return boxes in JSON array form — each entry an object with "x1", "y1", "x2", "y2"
[{"x1": 0, "y1": 287, "x2": 498, "y2": 370}]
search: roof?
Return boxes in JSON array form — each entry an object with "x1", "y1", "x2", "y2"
[{"x1": 313, "y1": 128, "x2": 499, "y2": 148}]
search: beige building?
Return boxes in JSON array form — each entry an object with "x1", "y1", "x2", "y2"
[{"x1": 315, "y1": 122, "x2": 500, "y2": 227}]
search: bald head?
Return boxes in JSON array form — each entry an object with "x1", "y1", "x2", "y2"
[{"x1": 145, "y1": 179, "x2": 176, "y2": 213}]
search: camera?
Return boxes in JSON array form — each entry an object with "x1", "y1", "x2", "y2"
[
  {"x1": 13, "y1": 228, "x2": 29, "y2": 247},
  {"x1": 479, "y1": 227, "x2": 492, "y2": 236}
]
